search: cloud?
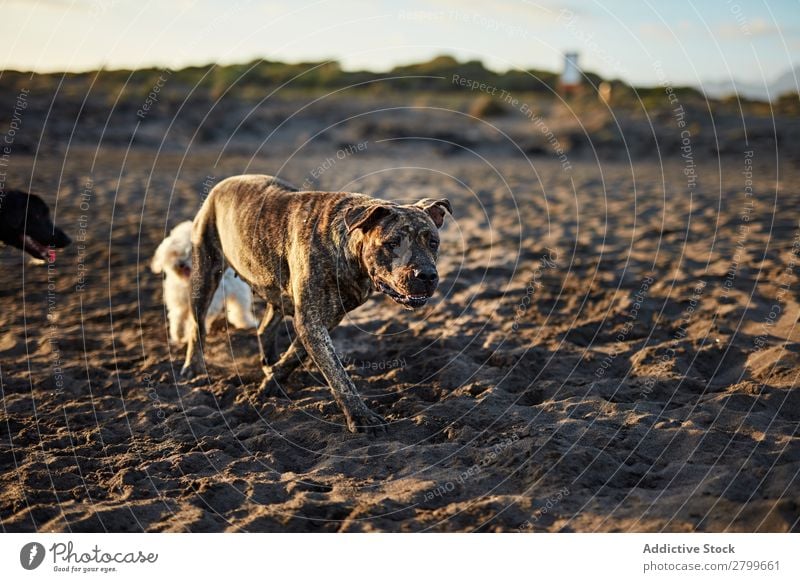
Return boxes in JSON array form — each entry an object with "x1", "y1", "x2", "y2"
[
  {"x1": 716, "y1": 17, "x2": 797, "y2": 40},
  {"x1": 5, "y1": 0, "x2": 87, "y2": 9},
  {"x1": 638, "y1": 16, "x2": 796, "y2": 43},
  {"x1": 637, "y1": 20, "x2": 694, "y2": 42},
  {"x1": 430, "y1": 0, "x2": 588, "y2": 25}
]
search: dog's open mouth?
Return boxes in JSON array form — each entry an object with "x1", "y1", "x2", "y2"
[
  {"x1": 376, "y1": 278, "x2": 432, "y2": 309},
  {"x1": 20, "y1": 234, "x2": 56, "y2": 262}
]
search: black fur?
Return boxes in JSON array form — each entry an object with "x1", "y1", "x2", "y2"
[{"x1": 0, "y1": 190, "x2": 71, "y2": 260}]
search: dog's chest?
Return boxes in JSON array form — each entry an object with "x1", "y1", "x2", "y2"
[{"x1": 340, "y1": 277, "x2": 373, "y2": 312}]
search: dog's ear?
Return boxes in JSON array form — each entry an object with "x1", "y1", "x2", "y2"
[
  {"x1": 26, "y1": 194, "x2": 50, "y2": 219},
  {"x1": 151, "y1": 238, "x2": 168, "y2": 274},
  {"x1": 414, "y1": 198, "x2": 452, "y2": 228},
  {"x1": 0, "y1": 191, "x2": 28, "y2": 229},
  {"x1": 345, "y1": 204, "x2": 394, "y2": 234}
]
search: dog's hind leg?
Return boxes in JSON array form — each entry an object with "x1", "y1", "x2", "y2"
[
  {"x1": 181, "y1": 204, "x2": 224, "y2": 380},
  {"x1": 225, "y1": 292, "x2": 258, "y2": 330}
]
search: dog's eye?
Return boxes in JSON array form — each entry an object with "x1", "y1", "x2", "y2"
[
  {"x1": 429, "y1": 239, "x2": 440, "y2": 251},
  {"x1": 384, "y1": 239, "x2": 400, "y2": 250}
]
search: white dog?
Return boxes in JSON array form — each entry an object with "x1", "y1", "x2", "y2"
[{"x1": 151, "y1": 221, "x2": 258, "y2": 345}]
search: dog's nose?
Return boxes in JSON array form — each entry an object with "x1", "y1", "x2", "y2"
[{"x1": 413, "y1": 267, "x2": 438, "y2": 283}]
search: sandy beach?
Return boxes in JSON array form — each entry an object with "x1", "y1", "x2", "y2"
[{"x1": 1, "y1": 87, "x2": 799, "y2": 532}]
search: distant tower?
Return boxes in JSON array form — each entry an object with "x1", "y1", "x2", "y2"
[{"x1": 560, "y1": 51, "x2": 581, "y2": 97}]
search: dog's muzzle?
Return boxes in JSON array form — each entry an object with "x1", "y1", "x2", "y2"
[
  {"x1": 19, "y1": 234, "x2": 55, "y2": 262},
  {"x1": 375, "y1": 277, "x2": 434, "y2": 309},
  {"x1": 176, "y1": 261, "x2": 192, "y2": 278}
]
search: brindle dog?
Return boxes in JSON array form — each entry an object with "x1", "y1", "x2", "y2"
[{"x1": 181, "y1": 175, "x2": 451, "y2": 433}]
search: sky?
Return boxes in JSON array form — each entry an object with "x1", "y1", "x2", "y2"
[{"x1": 0, "y1": 0, "x2": 798, "y2": 87}]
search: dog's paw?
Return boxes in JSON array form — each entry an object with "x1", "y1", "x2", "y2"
[
  {"x1": 257, "y1": 372, "x2": 286, "y2": 399},
  {"x1": 235, "y1": 387, "x2": 267, "y2": 409},
  {"x1": 346, "y1": 408, "x2": 387, "y2": 435},
  {"x1": 179, "y1": 364, "x2": 196, "y2": 381},
  {"x1": 235, "y1": 371, "x2": 286, "y2": 408}
]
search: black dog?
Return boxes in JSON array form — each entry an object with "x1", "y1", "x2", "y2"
[{"x1": 0, "y1": 190, "x2": 71, "y2": 260}]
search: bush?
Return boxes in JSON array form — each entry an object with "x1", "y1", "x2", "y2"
[{"x1": 468, "y1": 95, "x2": 508, "y2": 118}]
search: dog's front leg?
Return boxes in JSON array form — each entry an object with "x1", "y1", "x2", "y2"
[
  {"x1": 169, "y1": 307, "x2": 187, "y2": 345},
  {"x1": 257, "y1": 334, "x2": 305, "y2": 389},
  {"x1": 294, "y1": 312, "x2": 386, "y2": 434},
  {"x1": 257, "y1": 303, "x2": 283, "y2": 367}
]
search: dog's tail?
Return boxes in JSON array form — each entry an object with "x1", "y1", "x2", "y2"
[
  {"x1": 191, "y1": 192, "x2": 221, "y2": 253},
  {"x1": 189, "y1": 188, "x2": 225, "y2": 306}
]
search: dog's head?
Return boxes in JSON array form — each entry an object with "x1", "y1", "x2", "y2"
[
  {"x1": 346, "y1": 198, "x2": 452, "y2": 309},
  {"x1": 0, "y1": 190, "x2": 72, "y2": 260},
  {"x1": 151, "y1": 221, "x2": 193, "y2": 279}
]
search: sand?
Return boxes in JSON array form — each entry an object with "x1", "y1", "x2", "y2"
[{"x1": 1, "y1": 98, "x2": 799, "y2": 532}]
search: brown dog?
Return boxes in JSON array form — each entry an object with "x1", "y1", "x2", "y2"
[{"x1": 181, "y1": 175, "x2": 451, "y2": 433}]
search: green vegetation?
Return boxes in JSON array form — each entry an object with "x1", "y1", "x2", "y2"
[
  {"x1": 0, "y1": 55, "x2": 573, "y2": 100},
  {"x1": 0, "y1": 55, "x2": 787, "y2": 122}
]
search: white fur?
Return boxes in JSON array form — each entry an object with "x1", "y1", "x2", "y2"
[{"x1": 151, "y1": 221, "x2": 258, "y2": 345}]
